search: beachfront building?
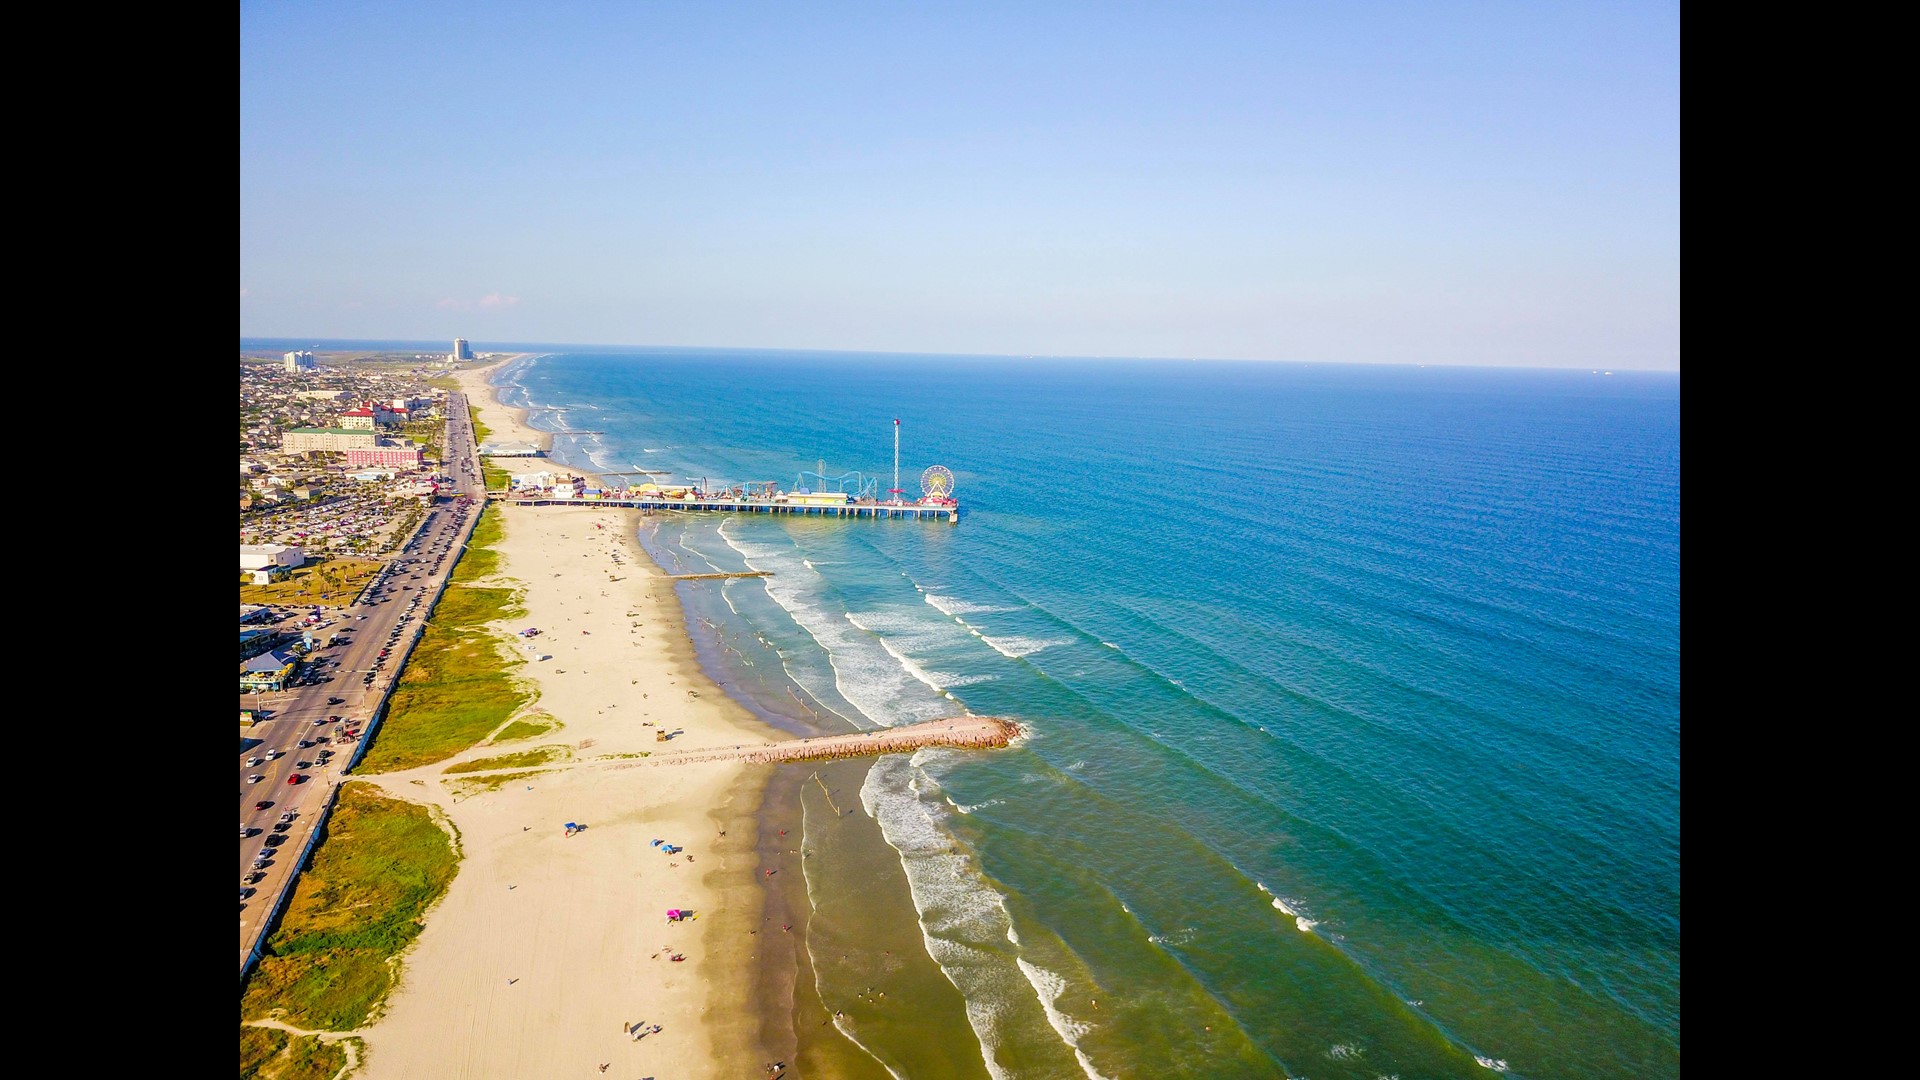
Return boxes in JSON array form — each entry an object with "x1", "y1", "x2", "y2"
[
  {"x1": 241, "y1": 543, "x2": 305, "y2": 571},
  {"x1": 508, "y1": 471, "x2": 557, "y2": 491},
  {"x1": 241, "y1": 628, "x2": 293, "y2": 661},
  {"x1": 241, "y1": 648, "x2": 300, "y2": 692},
  {"x1": 283, "y1": 350, "x2": 316, "y2": 372},
  {"x1": 343, "y1": 439, "x2": 424, "y2": 469},
  {"x1": 454, "y1": 337, "x2": 472, "y2": 360},
  {"x1": 282, "y1": 427, "x2": 380, "y2": 454},
  {"x1": 478, "y1": 440, "x2": 544, "y2": 457}
]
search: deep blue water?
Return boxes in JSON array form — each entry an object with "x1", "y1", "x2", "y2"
[{"x1": 491, "y1": 348, "x2": 1678, "y2": 1080}]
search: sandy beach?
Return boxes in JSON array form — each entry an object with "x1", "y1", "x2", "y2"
[{"x1": 346, "y1": 361, "x2": 791, "y2": 1078}]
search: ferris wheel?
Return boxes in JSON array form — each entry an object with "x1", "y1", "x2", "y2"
[{"x1": 920, "y1": 465, "x2": 955, "y2": 500}]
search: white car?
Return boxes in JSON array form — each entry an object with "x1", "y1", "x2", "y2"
[
  {"x1": 248, "y1": 774, "x2": 265, "y2": 784},
  {"x1": 246, "y1": 757, "x2": 263, "y2": 767},
  {"x1": 265, "y1": 749, "x2": 284, "y2": 760}
]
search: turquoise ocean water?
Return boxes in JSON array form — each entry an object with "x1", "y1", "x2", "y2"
[{"x1": 256, "y1": 342, "x2": 1680, "y2": 1079}]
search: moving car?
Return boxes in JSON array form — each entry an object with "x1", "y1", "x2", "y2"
[
  {"x1": 287, "y1": 774, "x2": 306, "y2": 785},
  {"x1": 255, "y1": 800, "x2": 274, "y2": 810},
  {"x1": 248, "y1": 774, "x2": 265, "y2": 784}
]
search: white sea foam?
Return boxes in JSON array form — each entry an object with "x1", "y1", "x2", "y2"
[
  {"x1": 951, "y1": 798, "x2": 1005, "y2": 815},
  {"x1": 981, "y1": 635, "x2": 1073, "y2": 659},
  {"x1": 826, "y1": 1015, "x2": 908, "y2": 1080},
  {"x1": 861, "y1": 757, "x2": 1020, "y2": 1078},
  {"x1": 928, "y1": 672, "x2": 998, "y2": 688},
  {"x1": 877, "y1": 636, "x2": 946, "y2": 694},
  {"x1": 1476, "y1": 1056, "x2": 1509, "y2": 1072},
  {"x1": 1015, "y1": 958, "x2": 1117, "y2": 1080},
  {"x1": 716, "y1": 535, "x2": 958, "y2": 729},
  {"x1": 1329, "y1": 1043, "x2": 1363, "y2": 1060},
  {"x1": 926, "y1": 593, "x2": 1017, "y2": 618},
  {"x1": 1296, "y1": 917, "x2": 1318, "y2": 933}
]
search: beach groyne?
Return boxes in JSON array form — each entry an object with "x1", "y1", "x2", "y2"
[{"x1": 647, "y1": 716, "x2": 1021, "y2": 767}]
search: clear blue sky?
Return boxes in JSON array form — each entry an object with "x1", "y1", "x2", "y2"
[{"x1": 240, "y1": 2, "x2": 1679, "y2": 370}]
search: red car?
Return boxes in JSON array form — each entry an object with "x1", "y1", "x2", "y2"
[{"x1": 287, "y1": 774, "x2": 307, "y2": 785}]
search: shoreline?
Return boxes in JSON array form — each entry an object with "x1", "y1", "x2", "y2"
[
  {"x1": 338, "y1": 361, "x2": 803, "y2": 1078},
  {"x1": 430, "y1": 356, "x2": 975, "y2": 1079}
]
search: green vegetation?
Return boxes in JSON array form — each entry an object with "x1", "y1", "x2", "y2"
[
  {"x1": 240, "y1": 557, "x2": 385, "y2": 607},
  {"x1": 442, "y1": 745, "x2": 570, "y2": 774},
  {"x1": 493, "y1": 716, "x2": 557, "y2": 742},
  {"x1": 470, "y1": 407, "x2": 492, "y2": 443},
  {"x1": 456, "y1": 508, "x2": 504, "y2": 578},
  {"x1": 446, "y1": 769, "x2": 542, "y2": 797},
  {"x1": 355, "y1": 505, "x2": 529, "y2": 773},
  {"x1": 238, "y1": 1025, "x2": 351, "y2": 1080},
  {"x1": 481, "y1": 457, "x2": 512, "y2": 492},
  {"x1": 240, "y1": 784, "x2": 458, "y2": 1032}
]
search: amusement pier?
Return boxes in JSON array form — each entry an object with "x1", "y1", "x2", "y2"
[
  {"x1": 493, "y1": 488, "x2": 958, "y2": 522},
  {"x1": 487, "y1": 418, "x2": 961, "y2": 522}
]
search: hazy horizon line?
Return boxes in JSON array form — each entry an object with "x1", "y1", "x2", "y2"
[{"x1": 241, "y1": 336, "x2": 1678, "y2": 374}]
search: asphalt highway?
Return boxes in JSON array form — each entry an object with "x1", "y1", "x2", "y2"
[{"x1": 241, "y1": 389, "x2": 486, "y2": 975}]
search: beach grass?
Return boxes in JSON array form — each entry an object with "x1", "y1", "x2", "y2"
[
  {"x1": 481, "y1": 458, "x2": 512, "y2": 492},
  {"x1": 442, "y1": 745, "x2": 570, "y2": 774},
  {"x1": 240, "y1": 784, "x2": 458, "y2": 1033},
  {"x1": 492, "y1": 716, "x2": 557, "y2": 742},
  {"x1": 238, "y1": 1024, "x2": 350, "y2": 1080},
  {"x1": 456, "y1": 508, "x2": 504, "y2": 578},
  {"x1": 446, "y1": 768, "x2": 543, "y2": 797}
]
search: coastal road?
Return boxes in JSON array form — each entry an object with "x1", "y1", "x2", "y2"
[{"x1": 241, "y1": 389, "x2": 487, "y2": 977}]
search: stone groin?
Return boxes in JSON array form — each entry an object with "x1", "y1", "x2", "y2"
[{"x1": 645, "y1": 716, "x2": 1021, "y2": 767}]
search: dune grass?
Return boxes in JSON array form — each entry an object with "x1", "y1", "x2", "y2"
[
  {"x1": 238, "y1": 1025, "x2": 350, "y2": 1080},
  {"x1": 446, "y1": 769, "x2": 543, "y2": 798},
  {"x1": 442, "y1": 745, "x2": 570, "y2": 774},
  {"x1": 493, "y1": 716, "x2": 558, "y2": 742},
  {"x1": 240, "y1": 784, "x2": 458, "y2": 1033}
]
